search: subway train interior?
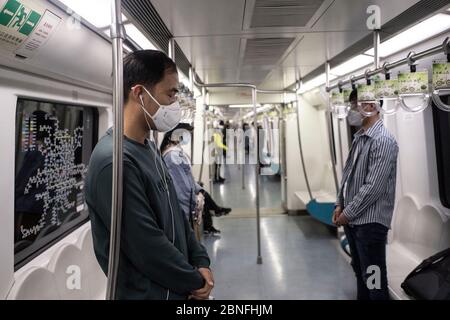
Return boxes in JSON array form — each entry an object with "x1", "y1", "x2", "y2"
[{"x1": 1, "y1": 0, "x2": 450, "y2": 302}]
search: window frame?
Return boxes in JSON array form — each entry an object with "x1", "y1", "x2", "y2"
[{"x1": 14, "y1": 97, "x2": 99, "y2": 270}]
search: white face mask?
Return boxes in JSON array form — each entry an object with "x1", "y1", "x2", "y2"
[
  {"x1": 347, "y1": 109, "x2": 364, "y2": 127},
  {"x1": 139, "y1": 86, "x2": 182, "y2": 132}
]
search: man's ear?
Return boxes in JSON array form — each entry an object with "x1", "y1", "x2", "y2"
[{"x1": 130, "y1": 85, "x2": 144, "y2": 102}]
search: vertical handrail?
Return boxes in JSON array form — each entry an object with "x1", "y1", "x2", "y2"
[
  {"x1": 374, "y1": 30, "x2": 381, "y2": 70},
  {"x1": 199, "y1": 87, "x2": 207, "y2": 182},
  {"x1": 253, "y1": 88, "x2": 262, "y2": 265},
  {"x1": 295, "y1": 83, "x2": 314, "y2": 202},
  {"x1": 189, "y1": 68, "x2": 195, "y2": 161},
  {"x1": 198, "y1": 115, "x2": 207, "y2": 182},
  {"x1": 241, "y1": 109, "x2": 246, "y2": 190},
  {"x1": 192, "y1": 79, "x2": 262, "y2": 264},
  {"x1": 337, "y1": 121, "x2": 344, "y2": 174},
  {"x1": 191, "y1": 82, "x2": 295, "y2": 265},
  {"x1": 325, "y1": 62, "x2": 340, "y2": 194},
  {"x1": 326, "y1": 38, "x2": 450, "y2": 92},
  {"x1": 106, "y1": 0, "x2": 125, "y2": 301},
  {"x1": 168, "y1": 38, "x2": 176, "y2": 61}
]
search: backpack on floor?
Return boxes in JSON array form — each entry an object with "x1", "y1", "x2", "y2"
[{"x1": 401, "y1": 248, "x2": 450, "y2": 300}]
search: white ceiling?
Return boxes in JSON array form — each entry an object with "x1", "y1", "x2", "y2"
[{"x1": 150, "y1": 0, "x2": 422, "y2": 91}]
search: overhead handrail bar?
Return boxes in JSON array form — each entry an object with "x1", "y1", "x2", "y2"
[
  {"x1": 326, "y1": 37, "x2": 450, "y2": 92},
  {"x1": 257, "y1": 89, "x2": 297, "y2": 94}
]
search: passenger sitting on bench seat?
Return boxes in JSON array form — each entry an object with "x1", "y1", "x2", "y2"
[{"x1": 160, "y1": 123, "x2": 231, "y2": 236}]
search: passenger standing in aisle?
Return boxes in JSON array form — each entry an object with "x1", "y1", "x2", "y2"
[
  {"x1": 213, "y1": 121, "x2": 227, "y2": 183},
  {"x1": 85, "y1": 50, "x2": 214, "y2": 300},
  {"x1": 333, "y1": 89, "x2": 399, "y2": 300}
]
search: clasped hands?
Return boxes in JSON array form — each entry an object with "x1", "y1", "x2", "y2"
[
  {"x1": 332, "y1": 206, "x2": 349, "y2": 227},
  {"x1": 190, "y1": 268, "x2": 214, "y2": 300}
]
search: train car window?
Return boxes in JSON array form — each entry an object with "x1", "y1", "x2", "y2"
[
  {"x1": 432, "y1": 95, "x2": 450, "y2": 209},
  {"x1": 14, "y1": 98, "x2": 98, "y2": 269}
]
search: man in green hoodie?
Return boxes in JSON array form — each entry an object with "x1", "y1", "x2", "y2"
[{"x1": 85, "y1": 50, "x2": 213, "y2": 300}]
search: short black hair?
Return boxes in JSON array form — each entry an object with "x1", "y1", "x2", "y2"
[{"x1": 123, "y1": 50, "x2": 177, "y2": 103}]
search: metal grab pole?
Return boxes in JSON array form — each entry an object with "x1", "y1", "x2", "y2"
[
  {"x1": 337, "y1": 121, "x2": 344, "y2": 174},
  {"x1": 295, "y1": 83, "x2": 314, "y2": 202},
  {"x1": 107, "y1": 0, "x2": 125, "y2": 301},
  {"x1": 255, "y1": 90, "x2": 295, "y2": 180},
  {"x1": 241, "y1": 109, "x2": 245, "y2": 190},
  {"x1": 199, "y1": 115, "x2": 207, "y2": 182},
  {"x1": 253, "y1": 88, "x2": 262, "y2": 265},
  {"x1": 189, "y1": 67, "x2": 195, "y2": 93},
  {"x1": 168, "y1": 38, "x2": 176, "y2": 61},
  {"x1": 257, "y1": 89, "x2": 296, "y2": 94},
  {"x1": 199, "y1": 87, "x2": 207, "y2": 182},
  {"x1": 192, "y1": 78, "x2": 263, "y2": 264},
  {"x1": 325, "y1": 62, "x2": 340, "y2": 194},
  {"x1": 374, "y1": 30, "x2": 381, "y2": 70},
  {"x1": 241, "y1": 163, "x2": 244, "y2": 182}
]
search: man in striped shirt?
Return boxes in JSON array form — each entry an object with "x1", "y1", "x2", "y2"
[{"x1": 333, "y1": 89, "x2": 399, "y2": 300}]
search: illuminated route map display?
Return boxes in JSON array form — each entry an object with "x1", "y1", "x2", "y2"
[{"x1": 14, "y1": 98, "x2": 96, "y2": 266}]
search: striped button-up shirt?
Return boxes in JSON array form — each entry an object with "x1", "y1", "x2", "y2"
[{"x1": 336, "y1": 119, "x2": 399, "y2": 228}]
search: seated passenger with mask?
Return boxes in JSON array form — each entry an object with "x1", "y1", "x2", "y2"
[
  {"x1": 160, "y1": 124, "x2": 229, "y2": 236},
  {"x1": 85, "y1": 50, "x2": 213, "y2": 300},
  {"x1": 160, "y1": 124, "x2": 204, "y2": 233}
]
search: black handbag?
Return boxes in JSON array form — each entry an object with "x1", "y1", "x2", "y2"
[{"x1": 401, "y1": 248, "x2": 450, "y2": 300}]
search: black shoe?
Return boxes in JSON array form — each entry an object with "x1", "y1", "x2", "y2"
[
  {"x1": 219, "y1": 207, "x2": 232, "y2": 215},
  {"x1": 209, "y1": 227, "x2": 221, "y2": 234}
]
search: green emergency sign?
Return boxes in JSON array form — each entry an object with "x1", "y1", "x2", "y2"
[{"x1": 0, "y1": 0, "x2": 42, "y2": 36}]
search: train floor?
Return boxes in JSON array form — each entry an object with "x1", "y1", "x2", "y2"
[
  {"x1": 203, "y1": 215, "x2": 357, "y2": 300},
  {"x1": 212, "y1": 164, "x2": 283, "y2": 211}
]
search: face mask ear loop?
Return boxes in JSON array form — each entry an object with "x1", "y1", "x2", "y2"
[
  {"x1": 140, "y1": 95, "x2": 152, "y2": 131},
  {"x1": 142, "y1": 86, "x2": 162, "y2": 109}
]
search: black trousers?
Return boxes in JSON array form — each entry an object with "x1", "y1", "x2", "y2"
[
  {"x1": 344, "y1": 223, "x2": 390, "y2": 300},
  {"x1": 214, "y1": 163, "x2": 222, "y2": 181},
  {"x1": 201, "y1": 190, "x2": 221, "y2": 230}
]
